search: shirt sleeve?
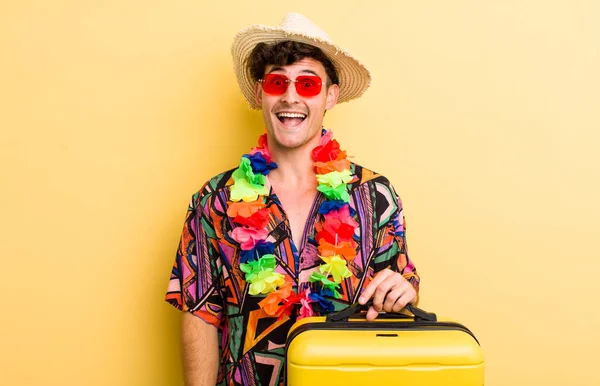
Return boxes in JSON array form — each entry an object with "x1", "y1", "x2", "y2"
[
  {"x1": 369, "y1": 181, "x2": 420, "y2": 293},
  {"x1": 165, "y1": 190, "x2": 225, "y2": 328}
]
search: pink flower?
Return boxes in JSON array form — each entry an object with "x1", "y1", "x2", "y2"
[
  {"x1": 230, "y1": 226, "x2": 269, "y2": 250},
  {"x1": 298, "y1": 289, "x2": 315, "y2": 319},
  {"x1": 319, "y1": 130, "x2": 334, "y2": 146},
  {"x1": 249, "y1": 133, "x2": 273, "y2": 163},
  {"x1": 323, "y1": 206, "x2": 358, "y2": 226}
]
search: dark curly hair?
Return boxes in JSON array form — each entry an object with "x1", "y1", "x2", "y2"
[{"x1": 246, "y1": 41, "x2": 339, "y2": 86}]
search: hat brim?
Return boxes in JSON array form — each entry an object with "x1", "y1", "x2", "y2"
[{"x1": 232, "y1": 25, "x2": 372, "y2": 110}]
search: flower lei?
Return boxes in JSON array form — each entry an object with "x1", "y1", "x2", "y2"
[{"x1": 228, "y1": 129, "x2": 358, "y2": 319}]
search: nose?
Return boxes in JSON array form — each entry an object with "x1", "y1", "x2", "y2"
[{"x1": 281, "y1": 80, "x2": 301, "y2": 104}]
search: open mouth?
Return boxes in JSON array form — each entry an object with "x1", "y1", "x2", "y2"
[{"x1": 276, "y1": 112, "x2": 307, "y2": 128}]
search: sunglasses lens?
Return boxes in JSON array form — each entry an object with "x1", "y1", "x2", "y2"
[
  {"x1": 295, "y1": 76, "x2": 322, "y2": 96},
  {"x1": 262, "y1": 74, "x2": 288, "y2": 95},
  {"x1": 261, "y1": 74, "x2": 323, "y2": 97}
]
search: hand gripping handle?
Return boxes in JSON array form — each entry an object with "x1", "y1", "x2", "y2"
[{"x1": 325, "y1": 300, "x2": 437, "y2": 322}]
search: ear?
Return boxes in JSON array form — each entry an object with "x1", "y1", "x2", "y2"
[
  {"x1": 325, "y1": 84, "x2": 340, "y2": 110},
  {"x1": 254, "y1": 81, "x2": 263, "y2": 107}
]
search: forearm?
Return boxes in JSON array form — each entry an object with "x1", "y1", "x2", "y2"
[{"x1": 181, "y1": 312, "x2": 220, "y2": 386}]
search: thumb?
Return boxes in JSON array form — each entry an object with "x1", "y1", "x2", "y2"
[{"x1": 366, "y1": 306, "x2": 379, "y2": 322}]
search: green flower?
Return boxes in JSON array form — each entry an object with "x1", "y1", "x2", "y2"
[
  {"x1": 240, "y1": 254, "x2": 277, "y2": 281},
  {"x1": 232, "y1": 157, "x2": 266, "y2": 186},
  {"x1": 309, "y1": 271, "x2": 342, "y2": 298},
  {"x1": 317, "y1": 184, "x2": 350, "y2": 202}
]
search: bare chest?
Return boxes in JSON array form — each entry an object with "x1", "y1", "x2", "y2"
[{"x1": 272, "y1": 186, "x2": 318, "y2": 248}]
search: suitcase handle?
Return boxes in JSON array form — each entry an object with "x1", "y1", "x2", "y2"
[{"x1": 326, "y1": 301, "x2": 437, "y2": 322}]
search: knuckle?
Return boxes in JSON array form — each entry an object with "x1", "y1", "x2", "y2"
[
  {"x1": 373, "y1": 297, "x2": 383, "y2": 309},
  {"x1": 394, "y1": 273, "x2": 406, "y2": 283},
  {"x1": 384, "y1": 300, "x2": 395, "y2": 312},
  {"x1": 375, "y1": 285, "x2": 389, "y2": 295}
]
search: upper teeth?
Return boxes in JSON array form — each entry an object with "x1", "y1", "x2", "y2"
[{"x1": 277, "y1": 112, "x2": 306, "y2": 118}]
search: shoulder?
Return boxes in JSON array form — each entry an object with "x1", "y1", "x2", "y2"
[
  {"x1": 349, "y1": 162, "x2": 404, "y2": 216},
  {"x1": 350, "y1": 162, "x2": 399, "y2": 196},
  {"x1": 188, "y1": 166, "x2": 236, "y2": 210}
]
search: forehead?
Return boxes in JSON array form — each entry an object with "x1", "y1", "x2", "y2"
[{"x1": 264, "y1": 58, "x2": 327, "y2": 77}]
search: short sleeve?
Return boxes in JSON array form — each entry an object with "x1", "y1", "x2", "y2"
[
  {"x1": 165, "y1": 191, "x2": 225, "y2": 328},
  {"x1": 370, "y1": 180, "x2": 420, "y2": 293}
]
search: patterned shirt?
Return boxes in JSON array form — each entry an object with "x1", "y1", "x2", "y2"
[{"x1": 165, "y1": 162, "x2": 419, "y2": 386}]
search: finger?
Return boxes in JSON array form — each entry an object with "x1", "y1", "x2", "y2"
[
  {"x1": 372, "y1": 277, "x2": 395, "y2": 311},
  {"x1": 359, "y1": 269, "x2": 392, "y2": 304},
  {"x1": 366, "y1": 306, "x2": 379, "y2": 321},
  {"x1": 384, "y1": 283, "x2": 407, "y2": 312},
  {"x1": 392, "y1": 286, "x2": 417, "y2": 313},
  {"x1": 359, "y1": 269, "x2": 393, "y2": 304},
  {"x1": 392, "y1": 293, "x2": 410, "y2": 313}
]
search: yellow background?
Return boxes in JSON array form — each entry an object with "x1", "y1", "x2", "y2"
[{"x1": 1, "y1": 1, "x2": 599, "y2": 385}]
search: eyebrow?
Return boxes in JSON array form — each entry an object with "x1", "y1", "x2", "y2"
[{"x1": 267, "y1": 67, "x2": 320, "y2": 77}]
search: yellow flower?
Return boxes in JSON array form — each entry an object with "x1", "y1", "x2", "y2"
[
  {"x1": 247, "y1": 270, "x2": 286, "y2": 295},
  {"x1": 230, "y1": 179, "x2": 269, "y2": 202},
  {"x1": 316, "y1": 170, "x2": 354, "y2": 188},
  {"x1": 319, "y1": 255, "x2": 352, "y2": 283}
]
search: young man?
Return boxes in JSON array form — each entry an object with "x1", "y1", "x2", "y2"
[{"x1": 165, "y1": 13, "x2": 420, "y2": 386}]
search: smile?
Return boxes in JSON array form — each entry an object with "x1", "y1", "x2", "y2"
[{"x1": 276, "y1": 112, "x2": 307, "y2": 127}]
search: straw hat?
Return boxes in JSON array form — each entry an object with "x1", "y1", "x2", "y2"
[{"x1": 231, "y1": 13, "x2": 372, "y2": 109}]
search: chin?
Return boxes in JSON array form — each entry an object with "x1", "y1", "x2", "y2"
[
  {"x1": 272, "y1": 133, "x2": 306, "y2": 149},
  {"x1": 280, "y1": 125, "x2": 321, "y2": 144}
]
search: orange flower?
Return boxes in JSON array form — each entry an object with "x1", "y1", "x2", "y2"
[
  {"x1": 314, "y1": 159, "x2": 351, "y2": 174},
  {"x1": 318, "y1": 240, "x2": 357, "y2": 261},
  {"x1": 258, "y1": 281, "x2": 293, "y2": 316},
  {"x1": 227, "y1": 201, "x2": 266, "y2": 218}
]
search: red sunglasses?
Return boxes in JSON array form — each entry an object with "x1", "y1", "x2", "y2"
[{"x1": 259, "y1": 74, "x2": 323, "y2": 97}]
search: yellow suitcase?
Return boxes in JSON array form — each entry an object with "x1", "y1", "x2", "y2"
[{"x1": 285, "y1": 302, "x2": 484, "y2": 385}]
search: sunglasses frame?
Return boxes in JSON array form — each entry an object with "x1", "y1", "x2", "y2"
[{"x1": 259, "y1": 74, "x2": 324, "y2": 97}]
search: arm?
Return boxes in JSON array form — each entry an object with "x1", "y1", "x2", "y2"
[
  {"x1": 165, "y1": 190, "x2": 225, "y2": 384},
  {"x1": 358, "y1": 182, "x2": 420, "y2": 321},
  {"x1": 181, "y1": 312, "x2": 219, "y2": 386}
]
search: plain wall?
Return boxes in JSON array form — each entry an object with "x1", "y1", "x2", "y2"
[{"x1": 1, "y1": 1, "x2": 599, "y2": 384}]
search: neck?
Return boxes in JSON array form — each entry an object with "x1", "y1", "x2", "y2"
[{"x1": 267, "y1": 133, "x2": 321, "y2": 186}]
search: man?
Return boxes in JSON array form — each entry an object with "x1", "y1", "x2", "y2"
[{"x1": 165, "y1": 13, "x2": 420, "y2": 386}]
